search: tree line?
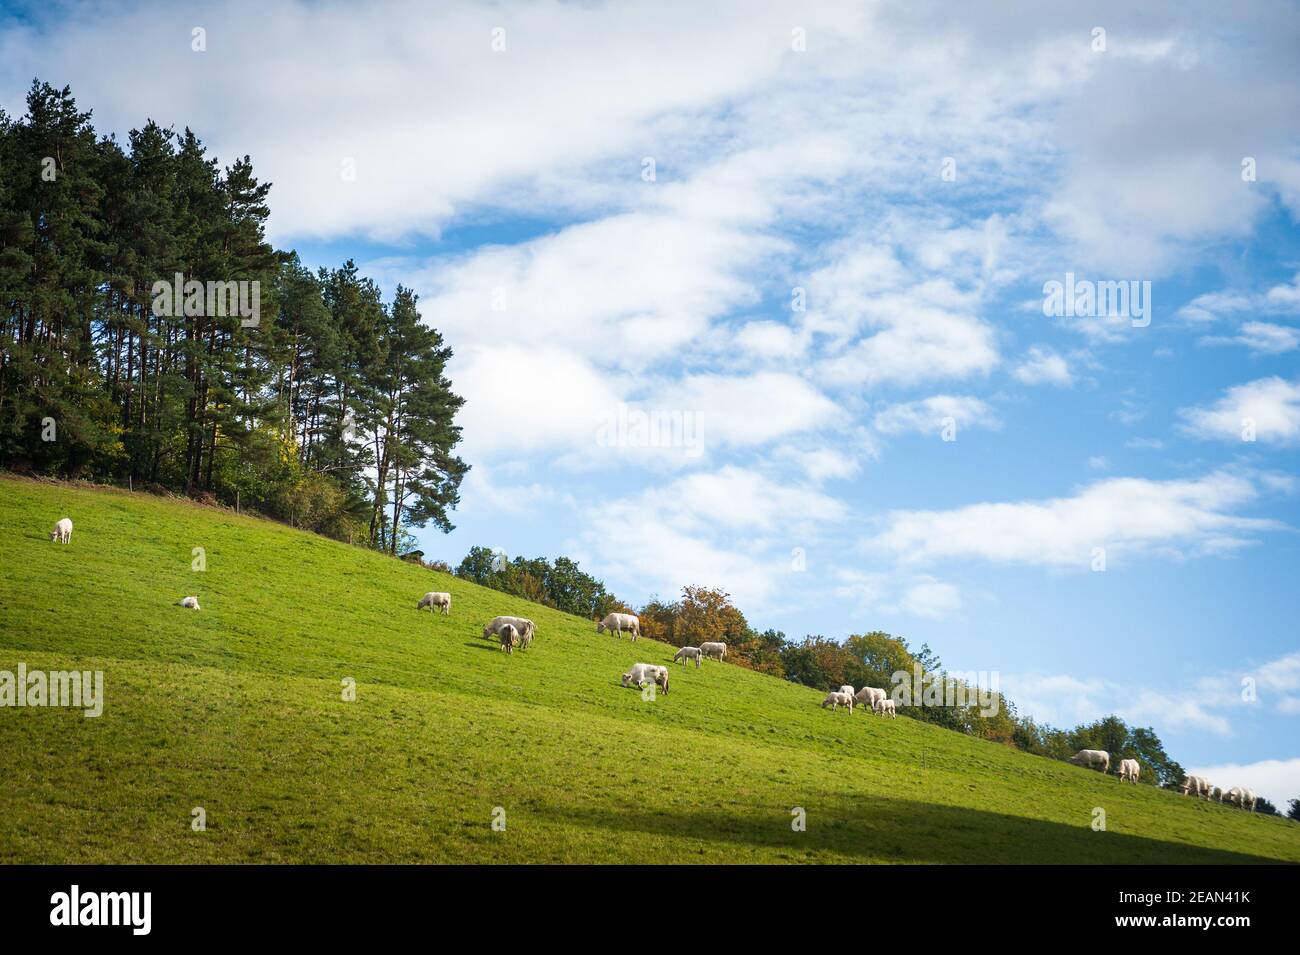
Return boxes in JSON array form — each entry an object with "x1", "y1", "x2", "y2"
[{"x1": 0, "y1": 81, "x2": 467, "y2": 549}]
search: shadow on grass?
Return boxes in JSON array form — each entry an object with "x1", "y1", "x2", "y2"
[{"x1": 536, "y1": 794, "x2": 1288, "y2": 864}]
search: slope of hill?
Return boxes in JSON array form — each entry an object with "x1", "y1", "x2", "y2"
[{"x1": 1, "y1": 475, "x2": 1297, "y2": 864}]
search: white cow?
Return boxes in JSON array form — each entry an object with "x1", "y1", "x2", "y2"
[
  {"x1": 1118, "y1": 759, "x2": 1140, "y2": 784},
  {"x1": 596, "y1": 612, "x2": 640, "y2": 641},
  {"x1": 673, "y1": 646, "x2": 703, "y2": 668},
  {"x1": 873, "y1": 698, "x2": 897, "y2": 718},
  {"x1": 622, "y1": 663, "x2": 669, "y2": 695},
  {"x1": 838, "y1": 685, "x2": 856, "y2": 704},
  {"x1": 483, "y1": 616, "x2": 535, "y2": 649},
  {"x1": 179, "y1": 596, "x2": 201, "y2": 610},
  {"x1": 1223, "y1": 786, "x2": 1257, "y2": 811},
  {"x1": 50, "y1": 517, "x2": 73, "y2": 544},
  {"x1": 498, "y1": 624, "x2": 520, "y2": 654},
  {"x1": 855, "y1": 687, "x2": 887, "y2": 711},
  {"x1": 699, "y1": 641, "x2": 727, "y2": 661},
  {"x1": 1181, "y1": 775, "x2": 1212, "y2": 799},
  {"x1": 821, "y1": 690, "x2": 853, "y2": 712},
  {"x1": 416, "y1": 591, "x2": 452, "y2": 615},
  {"x1": 1069, "y1": 749, "x2": 1111, "y2": 773}
]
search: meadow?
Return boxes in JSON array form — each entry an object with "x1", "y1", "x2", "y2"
[{"x1": 1, "y1": 475, "x2": 1297, "y2": 864}]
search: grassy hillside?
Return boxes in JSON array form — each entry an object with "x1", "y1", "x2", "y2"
[{"x1": 1, "y1": 475, "x2": 1297, "y2": 864}]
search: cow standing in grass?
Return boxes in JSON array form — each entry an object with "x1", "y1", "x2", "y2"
[
  {"x1": 417, "y1": 592, "x2": 452, "y2": 616},
  {"x1": 484, "y1": 616, "x2": 535, "y2": 648},
  {"x1": 622, "y1": 663, "x2": 668, "y2": 695},
  {"x1": 499, "y1": 624, "x2": 520, "y2": 654},
  {"x1": 673, "y1": 646, "x2": 702, "y2": 668},
  {"x1": 821, "y1": 690, "x2": 853, "y2": 712},
  {"x1": 1069, "y1": 749, "x2": 1110, "y2": 774},
  {"x1": 596, "y1": 612, "x2": 640, "y2": 641}
]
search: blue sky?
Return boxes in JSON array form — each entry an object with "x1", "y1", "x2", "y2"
[{"x1": 4, "y1": 0, "x2": 1298, "y2": 802}]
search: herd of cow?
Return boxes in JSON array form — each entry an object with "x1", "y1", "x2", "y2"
[
  {"x1": 48, "y1": 517, "x2": 1262, "y2": 814},
  {"x1": 1053, "y1": 749, "x2": 1257, "y2": 808}
]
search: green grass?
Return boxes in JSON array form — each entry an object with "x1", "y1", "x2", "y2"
[{"x1": 1, "y1": 475, "x2": 1297, "y2": 864}]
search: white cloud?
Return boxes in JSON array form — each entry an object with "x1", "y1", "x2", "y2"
[
  {"x1": 577, "y1": 466, "x2": 844, "y2": 610},
  {"x1": 832, "y1": 570, "x2": 964, "y2": 622},
  {"x1": 896, "y1": 577, "x2": 963, "y2": 621},
  {"x1": 1013, "y1": 345, "x2": 1073, "y2": 386},
  {"x1": 873, "y1": 395, "x2": 999, "y2": 436},
  {"x1": 1179, "y1": 377, "x2": 1300, "y2": 446},
  {"x1": 1200, "y1": 321, "x2": 1300, "y2": 355},
  {"x1": 452, "y1": 344, "x2": 623, "y2": 460},
  {"x1": 386, "y1": 211, "x2": 781, "y2": 366},
  {"x1": 1125, "y1": 436, "x2": 1165, "y2": 450},
  {"x1": 866, "y1": 471, "x2": 1277, "y2": 568},
  {"x1": 1118, "y1": 690, "x2": 1232, "y2": 736},
  {"x1": 997, "y1": 673, "x2": 1114, "y2": 730},
  {"x1": 1265, "y1": 273, "x2": 1300, "y2": 310},
  {"x1": 652, "y1": 372, "x2": 842, "y2": 449}
]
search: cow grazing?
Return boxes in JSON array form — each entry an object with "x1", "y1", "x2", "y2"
[
  {"x1": 1223, "y1": 786, "x2": 1257, "y2": 811},
  {"x1": 498, "y1": 624, "x2": 520, "y2": 654},
  {"x1": 1118, "y1": 759, "x2": 1140, "y2": 784},
  {"x1": 873, "y1": 698, "x2": 897, "y2": 718},
  {"x1": 699, "y1": 642, "x2": 727, "y2": 661},
  {"x1": 596, "y1": 612, "x2": 640, "y2": 641},
  {"x1": 622, "y1": 663, "x2": 669, "y2": 695},
  {"x1": 673, "y1": 646, "x2": 702, "y2": 668},
  {"x1": 821, "y1": 690, "x2": 853, "y2": 712},
  {"x1": 1069, "y1": 749, "x2": 1110, "y2": 773},
  {"x1": 483, "y1": 616, "x2": 535, "y2": 648},
  {"x1": 416, "y1": 591, "x2": 452, "y2": 615},
  {"x1": 50, "y1": 518, "x2": 73, "y2": 544},
  {"x1": 1181, "y1": 775, "x2": 1212, "y2": 799},
  {"x1": 855, "y1": 687, "x2": 887, "y2": 711},
  {"x1": 179, "y1": 596, "x2": 201, "y2": 610}
]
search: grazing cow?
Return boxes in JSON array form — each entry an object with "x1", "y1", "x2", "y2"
[
  {"x1": 1223, "y1": 786, "x2": 1257, "y2": 811},
  {"x1": 1069, "y1": 749, "x2": 1111, "y2": 773},
  {"x1": 50, "y1": 518, "x2": 73, "y2": 544},
  {"x1": 483, "y1": 616, "x2": 535, "y2": 648},
  {"x1": 821, "y1": 690, "x2": 853, "y2": 712},
  {"x1": 622, "y1": 663, "x2": 669, "y2": 695},
  {"x1": 855, "y1": 687, "x2": 887, "y2": 710},
  {"x1": 498, "y1": 624, "x2": 520, "y2": 654},
  {"x1": 1118, "y1": 759, "x2": 1140, "y2": 784},
  {"x1": 179, "y1": 596, "x2": 201, "y2": 610},
  {"x1": 873, "y1": 698, "x2": 897, "y2": 718},
  {"x1": 596, "y1": 612, "x2": 640, "y2": 641},
  {"x1": 699, "y1": 642, "x2": 727, "y2": 661},
  {"x1": 838, "y1": 685, "x2": 856, "y2": 705},
  {"x1": 673, "y1": 646, "x2": 703, "y2": 668},
  {"x1": 416, "y1": 591, "x2": 452, "y2": 615},
  {"x1": 1181, "y1": 775, "x2": 1212, "y2": 799}
]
